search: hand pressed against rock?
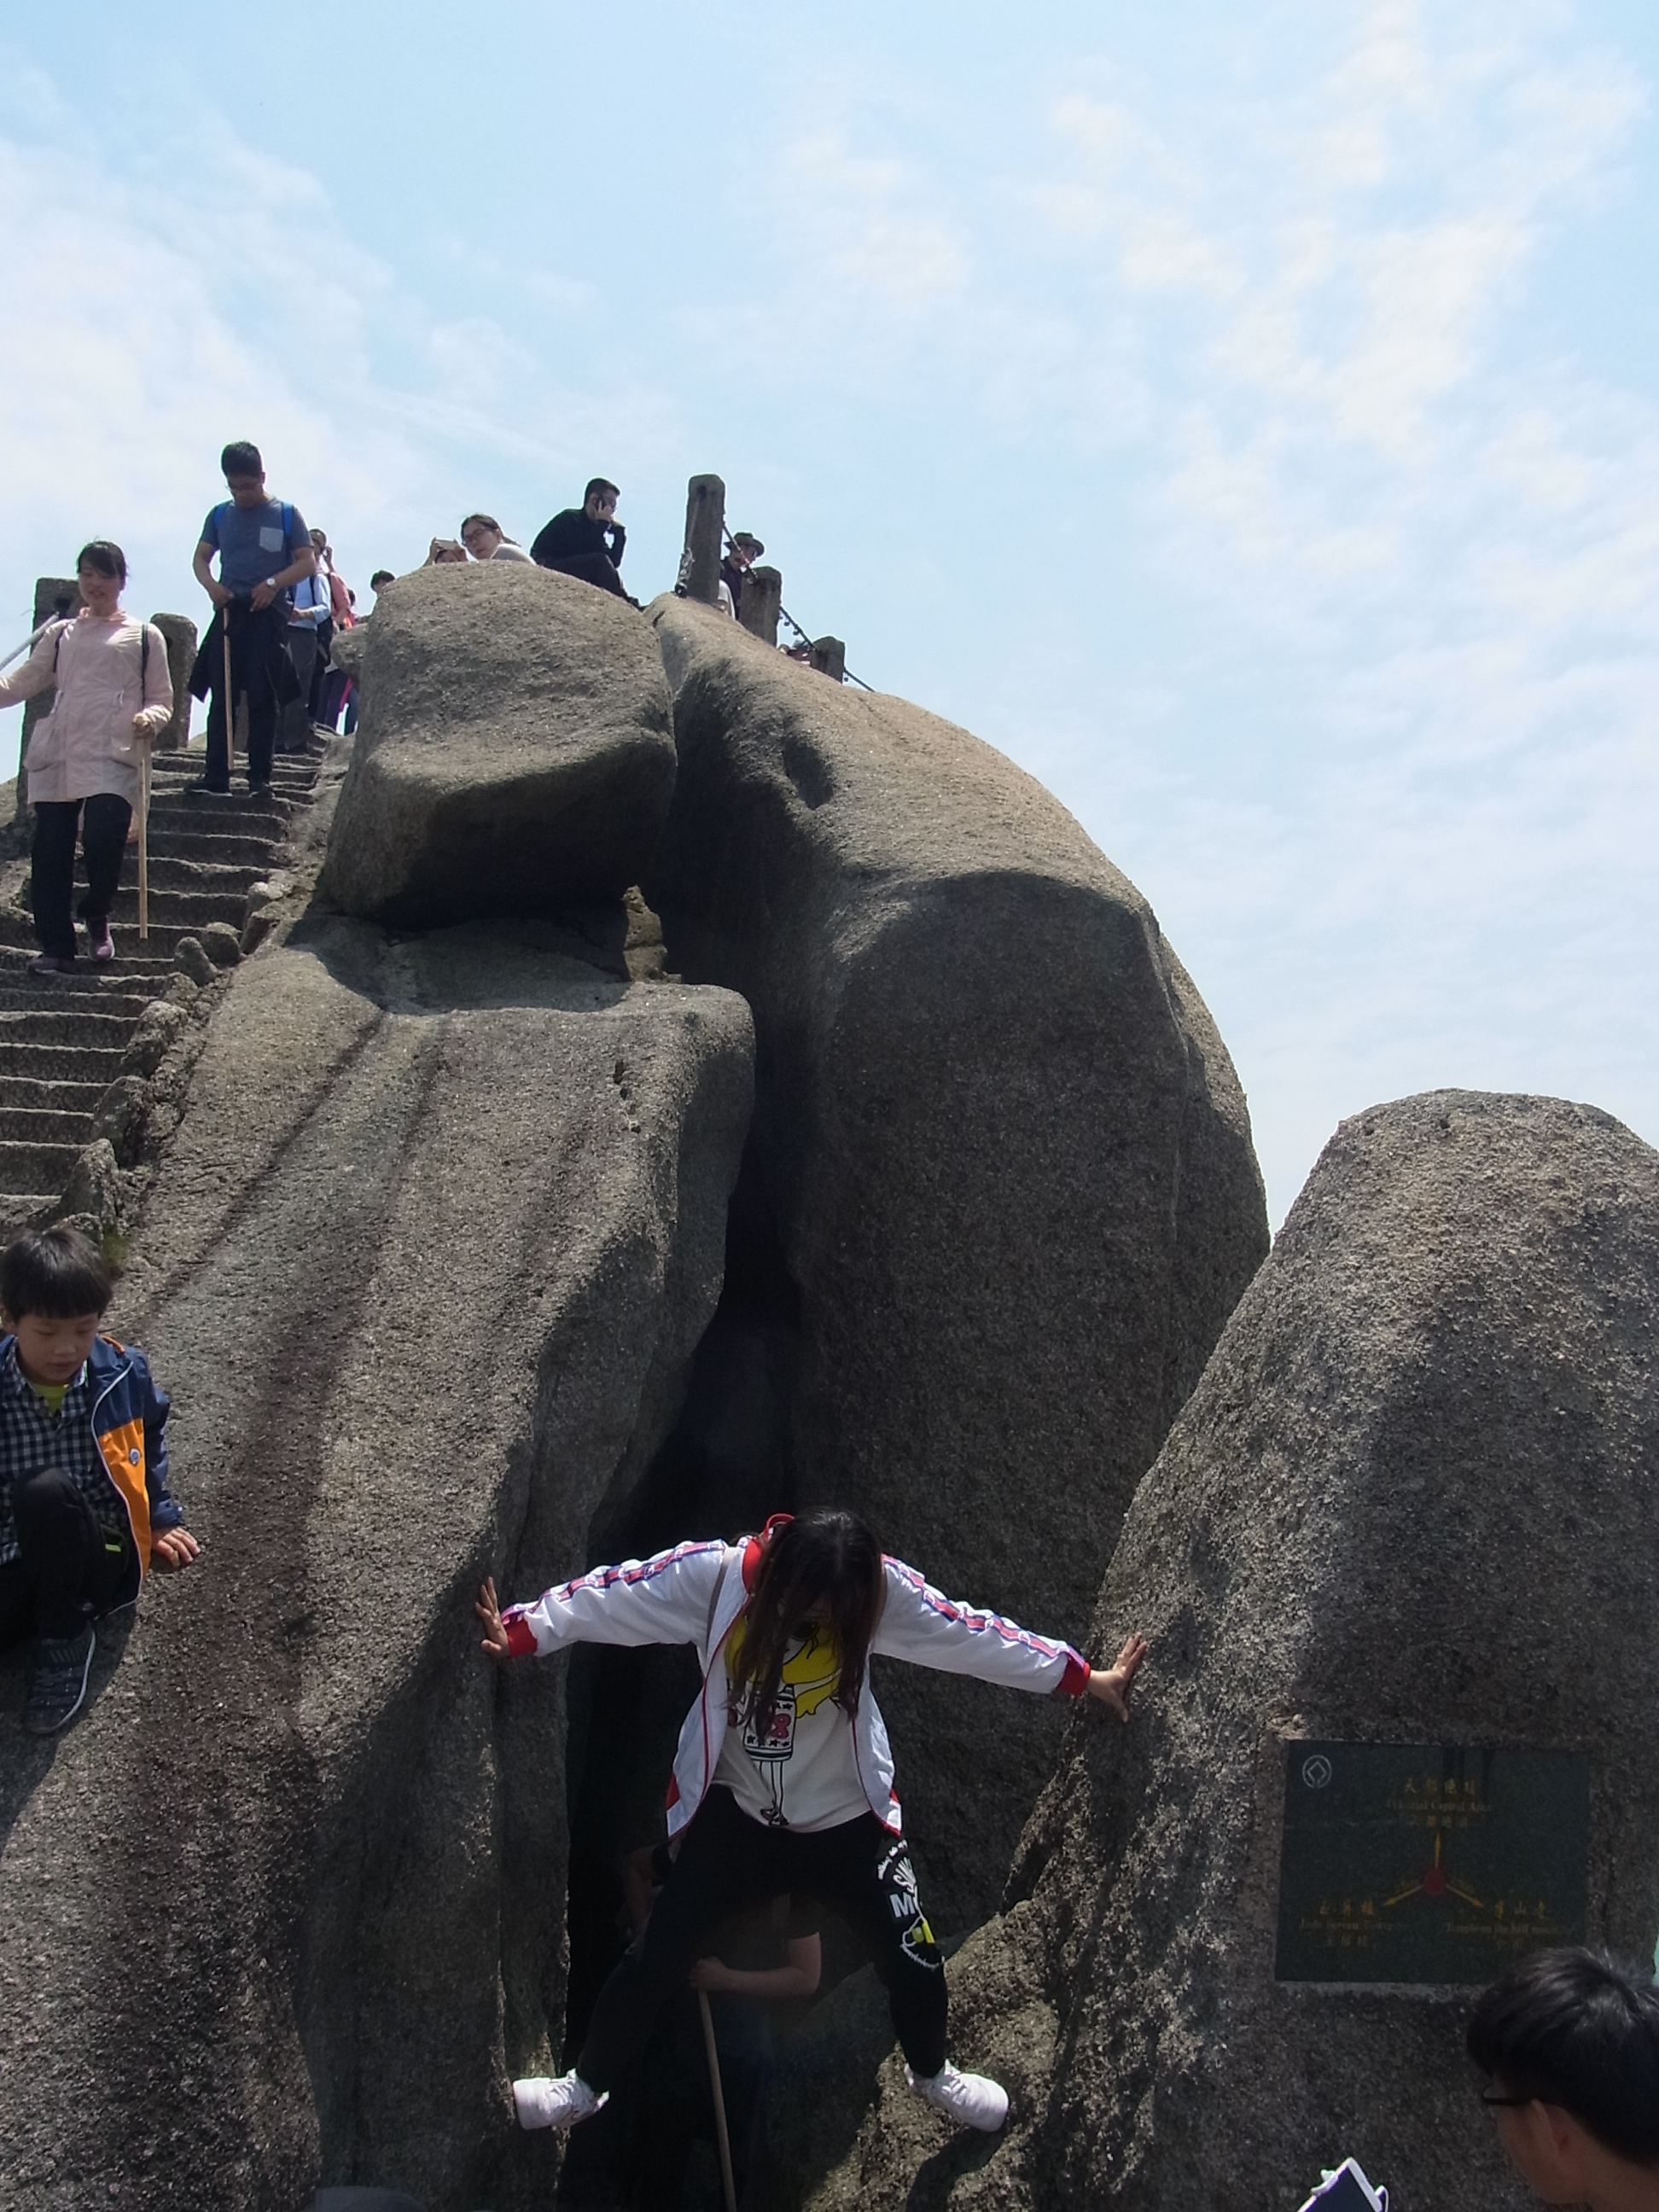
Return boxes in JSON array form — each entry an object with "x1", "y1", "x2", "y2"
[
  {"x1": 150, "y1": 1527, "x2": 201, "y2": 1572},
  {"x1": 1086, "y1": 1633, "x2": 1148, "y2": 1721},
  {"x1": 475, "y1": 1575, "x2": 510, "y2": 1658}
]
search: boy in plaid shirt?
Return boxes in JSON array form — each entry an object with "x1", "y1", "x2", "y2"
[{"x1": 0, "y1": 1225, "x2": 195, "y2": 1732}]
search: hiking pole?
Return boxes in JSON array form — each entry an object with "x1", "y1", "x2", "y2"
[
  {"x1": 1, "y1": 592, "x2": 76, "y2": 672},
  {"x1": 221, "y1": 605, "x2": 235, "y2": 776},
  {"x1": 137, "y1": 736, "x2": 150, "y2": 941},
  {"x1": 696, "y1": 1988, "x2": 740, "y2": 2212}
]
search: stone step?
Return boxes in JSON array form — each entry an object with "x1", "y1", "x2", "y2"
[
  {"x1": 145, "y1": 765, "x2": 302, "y2": 792},
  {"x1": 0, "y1": 1007, "x2": 143, "y2": 1048},
  {"x1": 0, "y1": 1195, "x2": 54, "y2": 1231},
  {"x1": 0, "y1": 1105, "x2": 95, "y2": 1145},
  {"x1": 0, "y1": 1041, "x2": 130, "y2": 1082},
  {"x1": 101, "y1": 887, "x2": 248, "y2": 928},
  {"x1": 137, "y1": 827, "x2": 290, "y2": 868},
  {"x1": 125, "y1": 854, "x2": 268, "y2": 895},
  {"x1": 0, "y1": 960, "x2": 161, "y2": 1000},
  {"x1": 0, "y1": 987, "x2": 154, "y2": 1020},
  {"x1": 0, "y1": 911, "x2": 217, "y2": 961},
  {"x1": 0, "y1": 1076, "x2": 107, "y2": 1116},
  {"x1": 146, "y1": 800, "x2": 291, "y2": 839},
  {"x1": 0, "y1": 1138, "x2": 84, "y2": 1185}
]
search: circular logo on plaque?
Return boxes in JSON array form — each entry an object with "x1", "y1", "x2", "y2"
[{"x1": 1301, "y1": 1754, "x2": 1333, "y2": 1790}]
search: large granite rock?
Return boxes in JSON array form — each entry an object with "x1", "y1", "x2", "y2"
[
  {"x1": 319, "y1": 564, "x2": 674, "y2": 928},
  {"x1": 641, "y1": 599, "x2": 1268, "y2": 1931},
  {"x1": 800, "y1": 1091, "x2": 1659, "y2": 2212},
  {"x1": 0, "y1": 918, "x2": 752, "y2": 2212}
]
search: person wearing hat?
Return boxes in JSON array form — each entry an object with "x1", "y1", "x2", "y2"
[{"x1": 721, "y1": 533, "x2": 765, "y2": 620}]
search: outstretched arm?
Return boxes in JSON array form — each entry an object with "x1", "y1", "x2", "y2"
[
  {"x1": 873, "y1": 1557, "x2": 1147, "y2": 1713},
  {"x1": 476, "y1": 1538, "x2": 731, "y2": 1662}
]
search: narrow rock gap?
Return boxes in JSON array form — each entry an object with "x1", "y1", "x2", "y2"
[{"x1": 555, "y1": 1135, "x2": 803, "y2": 2198}]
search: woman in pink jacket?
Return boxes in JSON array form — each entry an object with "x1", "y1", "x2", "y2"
[
  {"x1": 0, "y1": 542, "x2": 172, "y2": 974},
  {"x1": 477, "y1": 1508, "x2": 1146, "y2": 2140}
]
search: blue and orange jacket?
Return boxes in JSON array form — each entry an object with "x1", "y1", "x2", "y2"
[{"x1": 1, "y1": 1331, "x2": 178, "y2": 1610}]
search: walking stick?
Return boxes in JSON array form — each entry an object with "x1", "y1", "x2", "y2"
[
  {"x1": 221, "y1": 608, "x2": 235, "y2": 771},
  {"x1": 137, "y1": 737, "x2": 150, "y2": 941},
  {"x1": 696, "y1": 1988, "x2": 740, "y2": 2212}
]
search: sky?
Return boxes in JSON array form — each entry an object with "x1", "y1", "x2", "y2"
[{"x1": 2, "y1": 0, "x2": 1656, "y2": 1225}]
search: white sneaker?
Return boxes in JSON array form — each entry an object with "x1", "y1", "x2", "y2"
[
  {"x1": 512, "y1": 2070, "x2": 608, "y2": 2131},
  {"x1": 905, "y1": 2059, "x2": 1010, "y2": 2132}
]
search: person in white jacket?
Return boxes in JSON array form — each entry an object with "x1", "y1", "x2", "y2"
[
  {"x1": 0, "y1": 543, "x2": 172, "y2": 974},
  {"x1": 476, "y1": 1508, "x2": 1146, "y2": 2138}
]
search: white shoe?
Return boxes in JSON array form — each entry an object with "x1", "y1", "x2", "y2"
[
  {"x1": 512, "y1": 2069, "x2": 607, "y2": 2131},
  {"x1": 905, "y1": 2059, "x2": 1009, "y2": 2132}
]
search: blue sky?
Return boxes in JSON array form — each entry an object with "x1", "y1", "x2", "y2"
[{"x1": 3, "y1": 1, "x2": 1656, "y2": 1223}]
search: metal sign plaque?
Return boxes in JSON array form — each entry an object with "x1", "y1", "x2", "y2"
[{"x1": 1274, "y1": 1742, "x2": 1590, "y2": 1985}]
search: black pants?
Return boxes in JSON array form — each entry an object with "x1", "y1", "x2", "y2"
[
  {"x1": 544, "y1": 550, "x2": 626, "y2": 597},
  {"x1": 205, "y1": 601, "x2": 287, "y2": 789},
  {"x1": 578, "y1": 1787, "x2": 946, "y2": 2093},
  {"x1": 30, "y1": 794, "x2": 133, "y2": 959},
  {"x1": 281, "y1": 626, "x2": 318, "y2": 751},
  {"x1": 0, "y1": 1467, "x2": 131, "y2": 1644}
]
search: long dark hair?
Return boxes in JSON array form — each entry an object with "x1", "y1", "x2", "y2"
[{"x1": 728, "y1": 1511, "x2": 885, "y2": 1731}]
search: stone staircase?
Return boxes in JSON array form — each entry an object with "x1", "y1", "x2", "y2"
[{"x1": 0, "y1": 746, "x2": 323, "y2": 1231}]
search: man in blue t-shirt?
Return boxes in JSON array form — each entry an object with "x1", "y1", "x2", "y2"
[{"x1": 189, "y1": 441, "x2": 317, "y2": 796}]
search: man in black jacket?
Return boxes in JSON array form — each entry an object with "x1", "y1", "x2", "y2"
[{"x1": 531, "y1": 479, "x2": 626, "y2": 596}]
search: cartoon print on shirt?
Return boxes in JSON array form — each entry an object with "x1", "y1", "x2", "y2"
[
  {"x1": 725, "y1": 1620, "x2": 841, "y2": 1755},
  {"x1": 725, "y1": 1620, "x2": 843, "y2": 1823}
]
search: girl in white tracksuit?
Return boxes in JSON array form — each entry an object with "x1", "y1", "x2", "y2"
[{"x1": 477, "y1": 1508, "x2": 1146, "y2": 2136}]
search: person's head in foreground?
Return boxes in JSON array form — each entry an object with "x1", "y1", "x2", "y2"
[
  {"x1": 219, "y1": 439, "x2": 267, "y2": 507},
  {"x1": 1469, "y1": 1945, "x2": 1659, "y2": 2209},
  {"x1": 583, "y1": 476, "x2": 620, "y2": 526},
  {"x1": 460, "y1": 513, "x2": 505, "y2": 560},
  {"x1": 74, "y1": 540, "x2": 127, "y2": 620},
  {"x1": 731, "y1": 1509, "x2": 885, "y2": 1724},
  {"x1": 0, "y1": 1224, "x2": 112, "y2": 1384}
]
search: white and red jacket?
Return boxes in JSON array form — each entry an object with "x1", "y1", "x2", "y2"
[{"x1": 502, "y1": 1528, "x2": 1091, "y2": 1838}]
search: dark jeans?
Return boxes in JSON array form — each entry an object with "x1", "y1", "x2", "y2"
[
  {"x1": 30, "y1": 793, "x2": 133, "y2": 958},
  {"x1": 206, "y1": 600, "x2": 287, "y2": 789},
  {"x1": 544, "y1": 550, "x2": 626, "y2": 597},
  {"x1": 0, "y1": 1467, "x2": 131, "y2": 1644},
  {"x1": 282, "y1": 625, "x2": 318, "y2": 751},
  {"x1": 578, "y1": 1787, "x2": 947, "y2": 2093}
]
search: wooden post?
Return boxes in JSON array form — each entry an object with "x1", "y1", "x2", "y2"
[
  {"x1": 738, "y1": 565, "x2": 782, "y2": 648},
  {"x1": 810, "y1": 636, "x2": 847, "y2": 683},
  {"x1": 15, "y1": 576, "x2": 80, "y2": 823},
  {"x1": 149, "y1": 614, "x2": 198, "y2": 750},
  {"x1": 681, "y1": 474, "x2": 725, "y2": 605}
]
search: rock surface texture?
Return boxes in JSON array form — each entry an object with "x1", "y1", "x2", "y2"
[
  {"x1": 0, "y1": 919, "x2": 752, "y2": 2211},
  {"x1": 796, "y1": 1091, "x2": 1659, "y2": 2212},
  {"x1": 319, "y1": 563, "x2": 674, "y2": 928},
  {"x1": 643, "y1": 599, "x2": 1268, "y2": 1930}
]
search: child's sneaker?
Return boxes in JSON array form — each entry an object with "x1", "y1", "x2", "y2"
[
  {"x1": 25, "y1": 1623, "x2": 96, "y2": 1735},
  {"x1": 905, "y1": 2060, "x2": 1010, "y2": 2132},
  {"x1": 512, "y1": 2071, "x2": 607, "y2": 2131}
]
